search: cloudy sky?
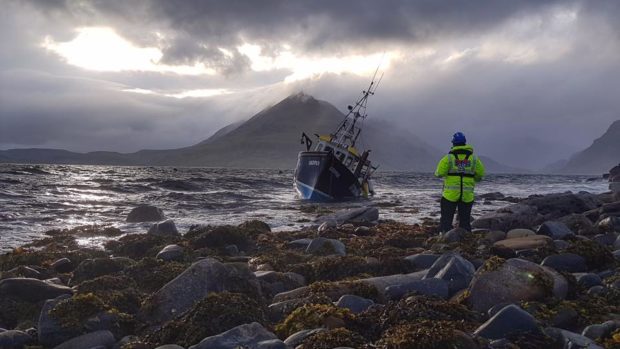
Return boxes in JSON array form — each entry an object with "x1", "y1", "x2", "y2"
[{"x1": 1, "y1": 0, "x2": 619, "y2": 169}]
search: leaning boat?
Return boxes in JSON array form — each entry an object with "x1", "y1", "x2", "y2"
[{"x1": 294, "y1": 77, "x2": 380, "y2": 201}]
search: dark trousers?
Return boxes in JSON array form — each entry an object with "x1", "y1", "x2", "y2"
[{"x1": 440, "y1": 197, "x2": 473, "y2": 232}]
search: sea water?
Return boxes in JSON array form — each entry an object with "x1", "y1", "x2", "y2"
[{"x1": 0, "y1": 164, "x2": 609, "y2": 251}]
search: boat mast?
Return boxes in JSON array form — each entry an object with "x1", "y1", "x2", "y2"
[{"x1": 332, "y1": 68, "x2": 383, "y2": 149}]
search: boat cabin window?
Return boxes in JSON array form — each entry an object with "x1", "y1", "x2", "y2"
[
  {"x1": 324, "y1": 146, "x2": 332, "y2": 153},
  {"x1": 344, "y1": 157, "x2": 353, "y2": 167}
]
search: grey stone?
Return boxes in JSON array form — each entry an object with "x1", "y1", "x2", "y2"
[
  {"x1": 541, "y1": 253, "x2": 587, "y2": 273},
  {"x1": 384, "y1": 278, "x2": 449, "y2": 300},
  {"x1": 334, "y1": 295, "x2": 374, "y2": 313},
  {"x1": 441, "y1": 227, "x2": 467, "y2": 243},
  {"x1": 472, "y1": 204, "x2": 540, "y2": 232},
  {"x1": 613, "y1": 249, "x2": 620, "y2": 261},
  {"x1": 574, "y1": 273, "x2": 602, "y2": 289},
  {"x1": 0, "y1": 278, "x2": 72, "y2": 302},
  {"x1": 545, "y1": 327, "x2": 603, "y2": 349},
  {"x1": 467, "y1": 258, "x2": 565, "y2": 312},
  {"x1": 424, "y1": 253, "x2": 475, "y2": 296},
  {"x1": 521, "y1": 192, "x2": 602, "y2": 218},
  {"x1": 140, "y1": 258, "x2": 260, "y2": 325},
  {"x1": 156, "y1": 244, "x2": 184, "y2": 261},
  {"x1": 305, "y1": 237, "x2": 346, "y2": 256},
  {"x1": 582, "y1": 320, "x2": 620, "y2": 340},
  {"x1": 225, "y1": 244, "x2": 239, "y2": 256},
  {"x1": 284, "y1": 329, "x2": 325, "y2": 347},
  {"x1": 72, "y1": 258, "x2": 131, "y2": 283},
  {"x1": 361, "y1": 270, "x2": 427, "y2": 297},
  {"x1": 506, "y1": 228, "x2": 536, "y2": 239},
  {"x1": 126, "y1": 204, "x2": 165, "y2": 222},
  {"x1": 354, "y1": 226, "x2": 371, "y2": 235},
  {"x1": 52, "y1": 330, "x2": 115, "y2": 349},
  {"x1": 554, "y1": 240, "x2": 571, "y2": 250},
  {"x1": 318, "y1": 220, "x2": 337, "y2": 233},
  {"x1": 404, "y1": 253, "x2": 440, "y2": 270},
  {"x1": 491, "y1": 235, "x2": 553, "y2": 258},
  {"x1": 0, "y1": 330, "x2": 33, "y2": 349},
  {"x1": 255, "y1": 339, "x2": 288, "y2": 349},
  {"x1": 484, "y1": 231, "x2": 507, "y2": 244},
  {"x1": 596, "y1": 216, "x2": 620, "y2": 233},
  {"x1": 615, "y1": 235, "x2": 620, "y2": 249},
  {"x1": 537, "y1": 221, "x2": 574, "y2": 240},
  {"x1": 188, "y1": 322, "x2": 279, "y2": 349},
  {"x1": 148, "y1": 219, "x2": 180, "y2": 237},
  {"x1": 474, "y1": 304, "x2": 540, "y2": 340},
  {"x1": 155, "y1": 346, "x2": 185, "y2": 349},
  {"x1": 51, "y1": 258, "x2": 74, "y2": 273},
  {"x1": 587, "y1": 285, "x2": 606, "y2": 296},
  {"x1": 592, "y1": 233, "x2": 618, "y2": 246},
  {"x1": 559, "y1": 214, "x2": 597, "y2": 235}
]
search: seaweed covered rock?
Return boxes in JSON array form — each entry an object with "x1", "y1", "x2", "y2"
[
  {"x1": 467, "y1": 258, "x2": 562, "y2": 313},
  {"x1": 298, "y1": 328, "x2": 366, "y2": 349},
  {"x1": 139, "y1": 258, "x2": 261, "y2": 325},
  {"x1": 76, "y1": 275, "x2": 143, "y2": 314},
  {"x1": 275, "y1": 303, "x2": 354, "y2": 337},
  {"x1": 71, "y1": 257, "x2": 133, "y2": 284},
  {"x1": 335, "y1": 294, "x2": 375, "y2": 314},
  {"x1": 0, "y1": 277, "x2": 72, "y2": 302},
  {"x1": 187, "y1": 225, "x2": 256, "y2": 251},
  {"x1": 472, "y1": 204, "x2": 540, "y2": 232},
  {"x1": 376, "y1": 320, "x2": 480, "y2": 349},
  {"x1": 105, "y1": 234, "x2": 178, "y2": 260},
  {"x1": 148, "y1": 292, "x2": 266, "y2": 347},
  {"x1": 188, "y1": 322, "x2": 282, "y2": 349},
  {"x1": 147, "y1": 219, "x2": 180, "y2": 238},
  {"x1": 566, "y1": 239, "x2": 615, "y2": 270},
  {"x1": 306, "y1": 237, "x2": 346, "y2": 256},
  {"x1": 123, "y1": 257, "x2": 189, "y2": 293}
]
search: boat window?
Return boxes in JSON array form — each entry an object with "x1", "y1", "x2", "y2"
[
  {"x1": 324, "y1": 146, "x2": 332, "y2": 152},
  {"x1": 344, "y1": 157, "x2": 353, "y2": 166},
  {"x1": 316, "y1": 144, "x2": 323, "y2": 151}
]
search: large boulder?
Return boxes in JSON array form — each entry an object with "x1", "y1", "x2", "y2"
[
  {"x1": 188, "y1": 322, "x2": 284, "y2": 349},
  {"x1": 545, "y1": 327, "x2": 604, "y2": 349},
  {"x1": 313, "y1": 207, "x2": 379, "y2": 226},
  {"x1": 156, "y1": 244, "x2": 184, "y2": 261},
  {"x1": 38, "y1": 295, "x2": 76, "y2": 347},
  {"x1": 521, "y1": 193, "x2": 602, "y2": 219},
  {"x1": 0, "y1": 278, "x2": 72, "y2": 302},
  {"x1": 72, "y1": 258, "x2": 132, "y2": 283},
  {"x1": 472, "y1": 204, "x2": 540, "y2": 231},
  {"x1": 541, "y1": 253, "x2": 588, "y2": 273},
  {"x1": 126, "y1": 205, "x2": 165, "y2": 223},
  {"x1": 384, "y1": 278, "x2": 449, "y2": 300},
  {"x1": 404, "y1": 253, "x2": 440, "y2": 270},
  {"x1": 139, "y1": 258, "x2": 261, "y2": 325},
  {"x1": 148, "y1": 219, "x2": 180, "y2": 237},
  {"x1": 305, "y1": 238, "x2": 346, "y2": 256},
  {"x1": 558, "y1": 214, "x2": 597, "y2": 236},
  {"x1": 467, "y1": 258, "x2": 565, "y2": 313},
  {"x1": 0, "y1": 330, "x2": 33, "y2": 349},
  {"x1": 361, "y1": 270, "x2": 427, "y2": 297},
  {"x1": 334, "y1": 295, "x2": 375, "y2": 314},
  {"x1": 423, "y1": 253, "x2": 475, "y2": 296},
  {"x1": 474, "y1": 304, "x2": 540, "y2": 340}
]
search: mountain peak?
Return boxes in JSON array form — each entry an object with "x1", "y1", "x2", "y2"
[{"x1": 286, "y1": 91, "x2": 315, "y2": 103}]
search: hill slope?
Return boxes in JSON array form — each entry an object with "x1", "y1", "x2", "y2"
[{"x1": 561, "y1": 120, "x2": 620, "y2": 174}]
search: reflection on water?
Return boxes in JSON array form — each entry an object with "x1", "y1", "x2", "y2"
[{"x1": 0, "y1": 164, "x2": 609, "y2": 251}]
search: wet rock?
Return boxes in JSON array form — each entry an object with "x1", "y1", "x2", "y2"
[
  {"x1": 588, "y1": 285, "x2": 605, "y2": 296},
  {"x1": 474, "y1": 304, "x2": 540, "y2": 340},
  {"x1": 238, "y1": 220, "x2": 271, "y2": 234},
  {"x1": 1, "y1": 266, "x2": 43, "y2": 280},
  {"x1": 424, "y1": 253, "x2": 475, "y2": 296},
  {"x1": 305, "y1": 237, "x2": 346, "y2": 256},
  {"x1": 541, "y1": 253, "x2": 587, "y2": 273},
  {"x1": 147, "y1": 219, "x2": 180, "y2": 237},
  {"x1": 615, "y1": 235, "x2": 620, "y2": 249},
  {"x1": 155, "y1": 345, "x2": 185, "y2": 349},
  {"x1": 126, "y1": 204, "x2": 165, "y2": 222},
  {"x1": 521, "y1": 192, "x2": 602, "y2": 218},
  {"x1": 255, "y1": 271, "x2": 304, "y2": 297},
  {"x1": 480, "y1": 192, "x2": 506, "y2": 201},
  {"x1": 0, "y1": 330, "x2": 32, "y2": 349},
  {"x1": 361, "y1": 270, "x2": 427, "y2": 297},
  {"x1": 559, "y1": 213, "x2": 597, "y2": 235},
  {"x1": 472, "y1": 203, "x2": 540, "y2": 232},
  {"x1": 384, "y1": 278, "x2": 449, "y2": 300},
  {"x1": 284, "y1": 328, "x2": 325, "y2": 347},
  {"x1": 554, "y1": 240, "x2": 570, "y2": 250},
  {"x1": 52, "y1": 330, "x2": 116, "y2": 349},
  {"x1": 225, "y1": 244, "x2": 239, "y2": 256},
  {"x1": 314, "y1": 207, "x2": 379, "y2": 226},
  {"x1": 51, "y1": 258, "x2": 74, "y2": 273},
  {"x1": 506, "y1": 228, "x2": 536, "y2": 239},
  {"x1": 614, "y1": 249, "x2": 620, "y2": 261},
  {"x1": 318, "y1": 220, "x2": 337, "y2": 233},
  {"x1": 354, "y1": 226, "x2": 371, "y2": 235},
  {"x1": 549, "y1": 307, "x2": 579, "y2": 330},
  {"x1": 595, "y1": 216, "x2": 620, "y2": 233},
  {"x1": 188, "y1": 322, "x2": 281, "y2": 349},
  {"x1": 467, "y1": 258, "x2": 563, "y2": 313},
  {"x1": 441, "y1": 227, "x2": 467, "y2": 243},
  {"x1": 404, "y1": 253, "x2": 440, "y2": 270},
  {"x1": 545, "y1": 327, "x2": 603, "y2": 349},
  {"x1": 156, "y1": 244, "x2": 184, "y2": 261},
  {"x1": 582, "y1": 320, "x2": 620, "y2": 340},
  {"x1": 574, "y1": 273, "x2": 602, "y2": 289},
  {"x1": 491, "y1": 235, "x2": 553, "y2": 258},
  {"x1": 334, "y1": 295, "x2": 374, "y2": 313},
  {"x1": 537, "y1": 221, "x2": 574, "y2": 240},
  {"x1": 0, "y1": 278, "x2": 72, "y2": 302},
  {"x1": 139, "y1": 258, "x2": 260, "y2": 325},
  {"x1": 592, "y1": 233, "x2": 618, "y2": 246}
]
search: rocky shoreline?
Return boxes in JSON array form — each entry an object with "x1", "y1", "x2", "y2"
[{"x1": 1, "y1": 167, "x2": 619, "y2": 349}]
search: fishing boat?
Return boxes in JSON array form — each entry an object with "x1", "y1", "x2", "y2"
[{"x1": 294, "y1": 76, "x2": 380, "y2": 201}]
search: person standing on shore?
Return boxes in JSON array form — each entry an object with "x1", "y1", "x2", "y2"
[{"x1": 434, "y1": 132, "x2": 485, "y2": 233}]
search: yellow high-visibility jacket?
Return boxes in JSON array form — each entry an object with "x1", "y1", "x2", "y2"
[{"x1": 434, "y1": 144, "x2": 485, "y2": 203}]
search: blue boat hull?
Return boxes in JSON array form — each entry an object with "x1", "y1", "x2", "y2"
[{"x1": 294, "y1": 151, "x2": 361, "y2": 201}]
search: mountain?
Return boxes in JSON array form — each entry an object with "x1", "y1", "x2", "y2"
[
  {"x1": 0, "y1": 92, "x2": 513, "y2": 172},
  {"x1": 560, "y1": 120, "x2": 620, "y2": 174}
]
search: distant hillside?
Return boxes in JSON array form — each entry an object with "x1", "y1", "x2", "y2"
[
  {"x1": 0, "y1": 92, "x2": 516, "y2": 172},
  {"x1": 478, "y1": 156, "x2": 528, "y2": 174},
  {"x1": 560, "y1": 120, "x2": 620, "y2": 174}
]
